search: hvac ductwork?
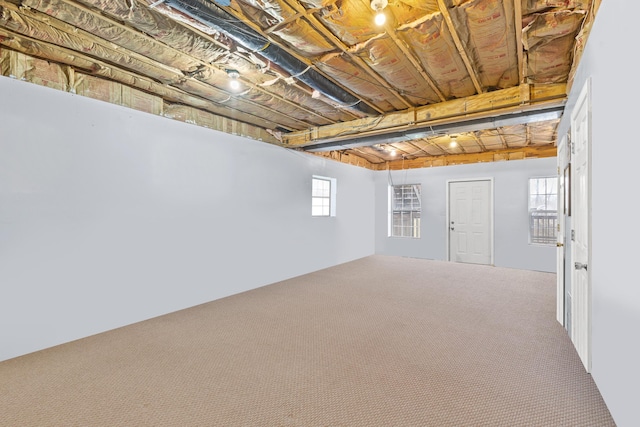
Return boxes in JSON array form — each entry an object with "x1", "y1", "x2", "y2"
[
  {"x1": 303, "y1": 105, "x2": 566, "y2": 152},
  {"x1": 163, "y1": 0, "x2": 378, "y2": 117}
]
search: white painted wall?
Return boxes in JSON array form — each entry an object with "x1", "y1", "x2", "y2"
[
  {"x1": 374, "y1": 158, "x2": 557, "y2": 272},
  {"x1": 556, "y1": 2, "x2": 640, "y2": 425},
  {"x1": 0, "y1": 77, "x2": 375, "y2": 362}
]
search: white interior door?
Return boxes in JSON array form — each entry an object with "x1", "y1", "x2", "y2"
[
  {"x1": 570, "y1": 80, "x2": 591, "y2": 372},
  {"x1": 448, "y1": 180, "x2": 492, "y2": 265}
]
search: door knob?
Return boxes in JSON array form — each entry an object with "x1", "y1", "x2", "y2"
[
  {"x1": 556, "y1": 242, "x2": 564, "y2": 247},
  {"x1": 574, "y1": 262, "x2": 588, "y2": 271}
]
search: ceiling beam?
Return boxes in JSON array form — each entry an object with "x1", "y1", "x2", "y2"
[
  {"x1": 371, "y1": 145, "x2": 557, "y2": 170},
  {"x1": 283, "y1": 83, "x2": 567, "y2": 148},
  {"x1": 279, "y1": 0, "x2": 414, "y2": 109},
  {"x1": 213, "y1": 0, "x2": 384, "y2": 116},
  {"x1": 311, "y1": 149, "x2": 377, "y2": 169},
  {"x1": 381, "y1": 25, "x2": 446, "y2": 102},
  {"x1": 436, "y1": 0, "x2": 483, "y2": 94},
  {"x1": 0, "y1": 26, "x2": 292, "y2": 136},
  {"x1": 513, "y1": 0, "x2": 525, "y2": 84},
  {"x1": 497, "y1": 129, "x2": 508, "y2": 149},
  {"x1": 16, "y1": 0, "x2": 342, "y2": 128},
  {"x1": 471, "y1": 132, "x2": 487, "y2": 151}
]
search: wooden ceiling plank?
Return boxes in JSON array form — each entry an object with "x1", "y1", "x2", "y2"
[
  {"x1": 16, "y1": 0, "x2": 338, "y2": 126},
  {"x1": 263, "y1": 11, "x2": 306, "y2": 34},
  {"x1": 352, "y1": 146, "x2": 387, "y2": 164},
  {"x1": 407, "y1": 140, "x2": 437, "y2": 157},
  {"x1": 312, "y1": 150, "x2": 378, "y2": 169},
  {"x1": 283, "y1": 83, "x2": 566, "y2": 146},
  {"x1": 436, "y1": 0, "x2": 483, "y2": 94},
  {"x1": 0, "y1": 25, "x2": 297, "y2": 135},
  {"x1": 279, "y1": 0, "x2": 413, "y2": 109},
  {"x1": 144, "y1": 1, "x2": 341, "y2": 116},
  {"x1": 471, "y1": 132, "x2": 487, "y2": 151},
  {"x1": 385, "y1": 142, "x2": 414, "y2": 158},
  {"x1": 513, "y1": 0, "x2": 525, "y2": 84},
  {"x1": 382, "y1": 26, "x2": 446, "y2": 102},
  {"x1": 216, "y1": 2, "x2": 383, "y2": 116},
  {"x1": 497, "y1": 129, "x2": 508, "y2": 149},
  {"x1": 370, "y1": 145, "x2": 557, "y2": 170}
]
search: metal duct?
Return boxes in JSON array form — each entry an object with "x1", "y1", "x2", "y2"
[
  {"x1": 303, "y1": 104, "x2": 566, "y2": 152},
  {"x1": 163, "y1": 0, "x2": 378, "y2": 116}
]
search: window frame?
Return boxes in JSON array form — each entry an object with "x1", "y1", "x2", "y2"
[
  {"x1": 312, "y1": 176, "x2": 336, "y2": 217},
  {"x1": 528, "y1": 176, "x2": 558, "y2": 245},
  {"x1": 389, "y1": 184, "x2": 422, "y2": 238}
]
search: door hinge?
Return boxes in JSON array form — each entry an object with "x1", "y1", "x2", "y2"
[{"x1": 571, "y1": 230, "x2": 575, "y2": 241}]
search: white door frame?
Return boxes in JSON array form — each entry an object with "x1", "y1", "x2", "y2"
[
  {"x1": 570, "y1": 78, "x2": 592, "y2": 372},
  {"x1": 556, "y1": 135, "x2": 568, "y2": 326},
  {"x1": 446, "y1": 178, "x2": 495, "y2": 265}
]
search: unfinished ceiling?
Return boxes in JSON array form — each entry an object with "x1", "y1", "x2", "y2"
[{"x1": 0, "y1": 0, "x2": 599, "y2": 169}]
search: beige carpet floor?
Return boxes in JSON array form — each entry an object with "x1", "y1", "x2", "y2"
[{"x1": 0, "y1": 255, "x2": 615, "y2": 426}]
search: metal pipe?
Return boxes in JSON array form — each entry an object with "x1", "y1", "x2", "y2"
[
  {"x1": 303, "y1": 105, "x2": 565, "y2": 152},
  {"x1": 164, "y1": 0, "x2": 378, "y2": 116}
]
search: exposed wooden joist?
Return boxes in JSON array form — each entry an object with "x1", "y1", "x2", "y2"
[
  {"x1": 283, "y1": 83, "x2": 567, "y2": 147},
  {"x1": 143, "y1": 0, "x2": 368, "y2": 118},
  {"x1": 402, "y1": 141, "x2": 432, "y2": 158},
  {"x1": 17, "y1": 0, "x2": 341, "y2": 128},
  {"x1": 3, "y1": 2, "x2": 320, "y2": 131},
  {"x1": 455, "y1": 140, "x2": 468, "y2": 154},
  {"x1": 370, "y1": 145, "x2": 557, "y2": 171},
  {"x1": 382, "y1": 24, "x2": 446, "y2": 102},
  {"x1": 436, "y1": 0, "x2": 483, "y2": 94},
  {"x1": 497, "y1": 129, "x2": 508, "y2": 149},
  {"x1": 218, "y1": 1, "x2": 384, "y2": 116},
  {"x1": 264, "y1": 11, "x2": 307, "y2": 34},
  {"x1": 471, "y1": 132, "x2": 488, "y2": 151},
  {"x1": 513, "y1": 0, "x2": 525, "y2": 84},
  {"x1": 0, "y1": 27, "x2": 288, "y2": 139},
  {"x1": 280, "y1": 0, "x2": 413, "y2": 109},
  {"x1": 567, "y1": 0, "x2": 601, "y2": 93},
  {"x1": 385, "y1": 143, "x2": 412, "y2": 158},
  {"x1": 311, "y1": 150, "x2": 377, "y2": 169}
]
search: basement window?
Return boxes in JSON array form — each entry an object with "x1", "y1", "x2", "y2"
[
  {"x1": 312, "y1": 176, "x2": 336, "y2": 217},
  {"x1": 389, "y1": 184, "x2": 421, "y2": 238},
  {"x1": 528, "y1": 177, "x2": 558, "y2": 245}
]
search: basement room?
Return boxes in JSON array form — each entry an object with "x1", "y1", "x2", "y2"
[{"x1": 1, "y1": 0, "x2": 637, "y2": 425}]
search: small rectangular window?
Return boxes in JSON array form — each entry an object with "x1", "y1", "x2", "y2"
[
  {"x1": 312, "y1": 176, "x2": 336, "y2": 217},
  {"x1": 389, "y1": 184, "x2": 421, "y2": 238},
  {"x1": 528, "y1": 177, "x2": 558, "y2": 245}
]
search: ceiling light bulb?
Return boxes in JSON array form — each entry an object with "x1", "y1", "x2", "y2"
[
  {"x1": 226, "y1": 69, "x2": 241, "y2": 91},
  {"x1": 371, "y1": 0, "x2": 388, "y2": 26},
  {"x1": 449, "y1": 136, "x2": 458, "y2": 148},
  {"x1": 390, "y1": 149, "x2": 397, "y2": 157}
]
